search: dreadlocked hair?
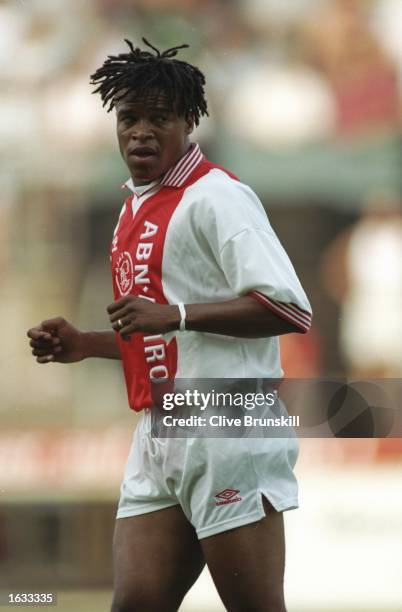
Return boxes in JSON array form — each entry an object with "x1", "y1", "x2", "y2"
[{"x1": 90, "y1": 37, "x2": 208, "y2": 125}]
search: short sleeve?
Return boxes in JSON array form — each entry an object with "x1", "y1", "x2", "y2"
[
  {"x1": 194, "y1": 169, "x2": 312, "y2": 332},
  {"x1": 219, "y1": 227, "x2": 312, "y2": 332}
]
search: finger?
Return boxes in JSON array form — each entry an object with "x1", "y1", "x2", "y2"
[
  {"x1": 27, "y1": 328, "x2": 53, "y2": 341},
  {"x1": 41, "y1": 317, "x2": 65, "y2": 331},
  {"x1": 30, "y1": 337, "x2": 60, "y2": 349},
  {"x1": 106, "y1": 298, "x2": 128, "y2": 315},
  {"x1": 109, "y1": 308, "x2": 130, "y2": 324},
  {"x1": 111, "y1": 316, "x2": 135, "y2": 334},
  {"x1": 30, "y1": 339, "x2": 52, "y2": 349},
  {"x1": 111, "y1": 317, "x2": 130, "y2": 332},
  {"x1": 32, "y1": 346, "x2": 62, "y2": 357},
  {"x1": 119, "y1": 322, "x2": 136, "y2": 336},
  {"x1": 32, "y1": 347, "x2": 53, "y2": 357},
  {"x1": 36, "y1": 354, "x2": 55, "y2": 364}
]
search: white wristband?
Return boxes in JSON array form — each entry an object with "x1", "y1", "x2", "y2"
[{"x1": 177, "y1": 302, "x2": 186, "y2": 332}]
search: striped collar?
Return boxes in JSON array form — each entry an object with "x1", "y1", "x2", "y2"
[{"x1": 122, "y1": 143, "x2": 204, "y2": 193}]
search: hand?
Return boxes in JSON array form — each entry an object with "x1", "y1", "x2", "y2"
[
  {"x1": 27, "y1": 317, "x2": 87, "y2": 364},
  {"x1": 107, "y1": 296, "x2": 179, "y2": 337}
]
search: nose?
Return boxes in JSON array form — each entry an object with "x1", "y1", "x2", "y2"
[{"x1": 131, "y1": 118, "x2": 153, "y2": 141}]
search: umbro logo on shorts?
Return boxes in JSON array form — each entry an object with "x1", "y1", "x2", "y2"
[{"x1": 214, "y1": 488, "x2": 242, "y2": 506}]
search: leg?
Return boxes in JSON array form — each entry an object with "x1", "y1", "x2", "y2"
[
  {"x1": 111, "y1": 505, "x2": 205, "y2": 612},
  {"x1": 201, "y1": 497, "x2": 287, "y2": 612}
]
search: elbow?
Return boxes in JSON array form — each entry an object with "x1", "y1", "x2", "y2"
[{"x1": 248, "y1": 291, "x2": 313, "y2": 335}]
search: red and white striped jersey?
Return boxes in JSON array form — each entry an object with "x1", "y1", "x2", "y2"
[{"x1": 110, "y1": 143, "x2": 312, "y2": 412}]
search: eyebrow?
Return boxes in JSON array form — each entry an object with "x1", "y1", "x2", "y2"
[{"x1": 117, "y1": 106, "x2": 172, "y2": 116}]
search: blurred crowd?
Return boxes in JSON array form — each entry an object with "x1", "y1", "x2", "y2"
[
  {"x1": 0, "y1": 0, "x2": 401, "y2": 427},
  {"x1": 1, "y1": 0, "x2": 401, "y2": 155}
]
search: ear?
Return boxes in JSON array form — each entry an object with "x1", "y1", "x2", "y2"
[{"x1": 185, "y1": 115, "x2": 194, "y2": 134}]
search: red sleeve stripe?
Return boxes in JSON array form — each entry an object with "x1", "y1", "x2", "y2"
[{"x1": 249, "y1": 290, "x2": 312, "y2": 333}]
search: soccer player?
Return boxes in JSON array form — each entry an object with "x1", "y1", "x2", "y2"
[{"x1": 27, "y1": 39, "x2": 312, "y2": 612}]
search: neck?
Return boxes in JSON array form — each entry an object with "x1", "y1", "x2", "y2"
[{"x1": 131, "y1": 141, "x2": 193, "y2": 187}]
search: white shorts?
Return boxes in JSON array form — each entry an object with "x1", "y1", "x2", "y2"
[{"x1": 117, "y1": 410, "x2": 299, "y2": 539}]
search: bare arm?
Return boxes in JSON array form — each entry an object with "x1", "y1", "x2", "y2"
[
  {"x1": 107, "y1": 295, "x2": 304, "y2": 339},
  {"x1": 27, "y1": 318, "x2": 121, "y2": 363},
  {"x1": 82, "y1": 330, "x2": 121, "y2": 359},
  {"x1": 185, "y1": 296, "x2": 299, "y2": 337},
  {"x1": 28, "y1": 295, "x2": 306, "y2": 365}
]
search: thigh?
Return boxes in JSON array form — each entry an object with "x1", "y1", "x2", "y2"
[
  {"x1": 201, "y1": 497, "x2": 287, "y2": 612},
  {"x1": 112, "y1": 505, "x2": 205, "y2": 612}
]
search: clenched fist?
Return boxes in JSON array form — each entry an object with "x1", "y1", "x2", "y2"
[{"x1": 27, "y1": 317, "x2": 87, "y2": 364}]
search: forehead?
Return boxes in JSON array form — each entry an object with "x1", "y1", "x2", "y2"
[{"x1": 115, "y1": 90, "x2": 177, "y2": 115}]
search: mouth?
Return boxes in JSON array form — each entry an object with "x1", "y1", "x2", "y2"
[{"x1": 128, "y1": 146, "x2": 158, "y2": 161}]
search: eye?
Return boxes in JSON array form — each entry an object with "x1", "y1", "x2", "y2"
[
  {"x1": 154, "y1": 115, "x2": 168, "y2": 124},
  {"x1": 120, "y1": 115, "x2": 136, "y2": 126}
]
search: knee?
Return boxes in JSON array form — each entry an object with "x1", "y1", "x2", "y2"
[
  {"x1": 228, "y1": 604, "x2": 286, "y2": 612},
  {"x1": 111, "y1": 596, "x2": 150, "y2": 612},
  {"x1": 226, "y1": 593, "x2": 287, "y2": 612},
  {"x1": 111, "y1": 595, "x2": 157, "y2": 612},
  {"x1": 111, "y1": 594, "x2": 135, "y2": 612},
  {"x1": 111, "y1": 588, "x2": 178, "y2": 612}
]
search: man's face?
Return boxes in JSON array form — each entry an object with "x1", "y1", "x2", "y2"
[{"x1": 116, "y1": 92, "x2": 194, "y2": 185}]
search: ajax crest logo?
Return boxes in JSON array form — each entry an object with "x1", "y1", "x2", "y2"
[{"x1": 115, "y1": 251, "x2": 134, "y2": 296}]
